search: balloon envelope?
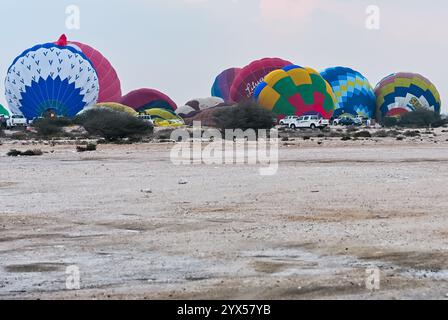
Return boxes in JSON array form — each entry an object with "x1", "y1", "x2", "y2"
[
  {"x1": 375, "y1": 72, "x2": 441, "y2": 118},
  {"x1": 230, "y1": 58, "x2": 292, "y2": 102},
  {"x1": 176, "y1": 97, "x2": 224, "y2": 119},
  {"x1": 320, "y1": 67, "x2": 376, "y2": 119},
  {"x1": 119, "y1": 88, "x2": 177, "y2": 112},
  {"x1": 143, "y1": 108, "x2": 184, "y2": 127},
  {"x1": 70, "y1": 41, "x2": 122, "y2": 103},
  {"x1": 211, "y1": 68, "x2": 241, "y2": 101},
  {"x1": 5, "y1": 43, "x2": 99, "y2": 120},
  {"x1": 0, "y1": 104, "x2": 10, "y2": 116},
  {"x1": 254, "y1": 65, "x2": 336, "y2": 119},
  {"x1": 183, "y1": 104, "x2": 234, "y2": 127}
]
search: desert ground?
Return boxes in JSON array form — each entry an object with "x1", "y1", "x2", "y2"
[{"x1": 1, "y1": 128, "x2": 448, "y2": 300}]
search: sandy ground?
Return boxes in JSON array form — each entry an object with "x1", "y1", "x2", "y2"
[{"x1": 1, "y1": 129, "x2": 448, "y2": 300}]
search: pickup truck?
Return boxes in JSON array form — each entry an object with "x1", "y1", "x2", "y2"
[
  {"x1": 279, "y1": 116, "x2": 299, "y2": 126},
  {"x1": 289, "y1": 115, "x2": 329, "y2": 130},
  {"x1": 6, "y1": 114, "x2": 27, "y2": 129}
]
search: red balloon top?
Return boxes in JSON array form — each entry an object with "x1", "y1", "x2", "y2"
[
  {"x1": 56, "y1": 34, "x2": 68, "y2": 46},
  {"x1": 54, "y1": 34, "x2": 122, "y2": 103},
  {"x1": 230, "y1": 57, "x2": 292, "y2": 102}
]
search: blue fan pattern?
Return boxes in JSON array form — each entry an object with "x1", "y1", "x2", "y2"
[{"x1": 5, "y1": 43, "x2": 99, "y2": 119}]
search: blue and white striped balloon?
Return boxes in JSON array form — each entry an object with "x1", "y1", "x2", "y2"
[{"x1": 5, "y1": 43, "x2": 99, "y2": 119}]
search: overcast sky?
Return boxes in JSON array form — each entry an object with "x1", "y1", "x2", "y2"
[{"x1": 1, "y1": 0, "x2": 447, "y2": 113}]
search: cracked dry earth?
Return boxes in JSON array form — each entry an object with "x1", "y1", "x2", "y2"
[{"x1": 1, "y1": 135, "x2": 448, "y2": 300}]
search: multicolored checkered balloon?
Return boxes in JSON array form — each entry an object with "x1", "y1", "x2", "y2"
[
  {"x1": 320, "y1": 67, "x2": 376, "y2": 119},
  {"x1": 254, "y1": 65, "x2": 336, "y2": 119},
  {"x1": 375, "y1": 72, "x2": 441, "y2": 118}
]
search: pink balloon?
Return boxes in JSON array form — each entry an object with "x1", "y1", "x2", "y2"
[
  {"x1": 55, "y1": 35, "x2": 122, "y2": 103},
  {"x1": 120, "y1": 88, "x2": 177, "y2": 112},
  {"x1": 230, "y1": 57, "x2": 292, "y2": 102},
  {"x1": 71, "y1": 41, "x2": 122, "y2": 103}
]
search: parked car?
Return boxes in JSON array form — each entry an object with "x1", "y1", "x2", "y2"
[
  {"x1": 6, "y1": 114, "x2": 27, "y2": 129},
  {"x1": 289, "y1": 115, "x2": 329, "y2": 130},
  {"x1": 279, "y1": 116, "x2": 299, "y2": 126},
  {"x1": 333, "y1": 116, "x2": 364, "y2": 126},
  {"x1": 138, "y1": 115, "x2": 154, "y2": 126},
  {"x1": 338, "y1": 117, "x2": 362, "y2": 126}
]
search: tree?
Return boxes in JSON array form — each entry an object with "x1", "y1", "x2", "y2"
[{"x1": 75, "y1": 108, "x2": 153, "y2": 141}]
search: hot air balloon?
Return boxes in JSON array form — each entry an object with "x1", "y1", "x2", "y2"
[
  {"x1": 0, "y1": 104, "x2": 9, "y2": 117},
  {"x1": 230, "y1": 58, "x2": 292, "y2": 102},
  {"x1": 176, "y1": 97, "x2": 224, "y2": 119},
  {"x1": 183, "y1": 105, "x2": 234, "y2": 127},
  {"x1": 143, "y1": 108, "x2": 184, "y2": 127},
  {"x1": 5, "y1": 42, "x2": 99, "y2": 120},
  {"x1": 254, "y1": 65, "x2": 336, "y2": 119},
  {"x1": 211, "y1": 68, "x2": 241, "y2": 101},
  {"x1": 320, "y1": 67, "x2": 376, "y2": 119},
  {"x1": 56, "y1": 35, "x2": 122, "y2": 103},
  {"x1": 375, "y1": 72, "x2": 441, "y2": 119},
  {"x1": 119, "y1": 88, "x2": 177, "y2": 113}
]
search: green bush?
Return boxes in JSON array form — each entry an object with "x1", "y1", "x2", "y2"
[
  {"x1": 383, "y1": 117, "x2": 399, "y2": 127},
  {"x1": 214, "y1": 100, "x2": 275, "y2": 131},
  {"x1": 76, "y1": 143, "x2": 97, "y2": 152},
  {"x1": 404, "y1": 130, "x2": 421, "y2": 137},
  {"x1": 10, "y1": 131, "x2": 30, "y2": 140},
  {"x1": 33, "y1": 117, "x2": 73, "y2": 137},
  {"x1": 431, "y1": 116, "x2": 448, "y2": 128},
  {"x1": 373, "y1": 130, "x2": 388, "y2": 138},
  {"x1": 399, "y1": 109, "x2": 439, "y2": 127},
  {"x1": 75, "y1": 109, "x2": 153, "y2": 141},
  {"x1": 382, "y1": 109, "x2": 443, "y2": 128},
  {"x1": 7, "y1": 149, "x2": 43, "y2": 157},
  {"x1": 353, "y1": 131, "x2": 372, "y2": 138}
]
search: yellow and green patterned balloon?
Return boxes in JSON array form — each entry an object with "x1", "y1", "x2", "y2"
[{"x1": 254, "y1": 65, "x2": 336, "y2": 119}]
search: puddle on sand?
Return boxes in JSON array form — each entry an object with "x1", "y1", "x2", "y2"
[{"x1": 5, "y1": 263, "x2": 66, "y2": 273}]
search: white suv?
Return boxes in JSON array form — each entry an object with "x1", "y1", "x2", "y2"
[
  {"x1": 289, "y1": 115, "x2": 329, "y2": 130},
  {"x1": 279, "y1": 116, "x2": 299, "y2": 126},
  {"x1": 6, "y1": 114, "x2": 27, "y2": 129}
]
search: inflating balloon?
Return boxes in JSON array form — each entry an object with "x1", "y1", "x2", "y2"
[
  {"x1": 120, "y1": 88, "x2": 177, "y2": 112},
  {"x1": 254, "y1": 65, "x2": 336, "y2": 119},
  {"x1": 320, "y1": 67, "x2": 376, "y2": 119},
  {"x1": 211, "y1": 68, "x2": 241, "y2": 101},
  {"x1": 142, "y1": 108, "x2": 184, "y2": 127},
  {"x1": 230, "y1": 58, "x2": 292, "y2": 102},
  {"x1": 143, "y1": 108, "x2": 182, "y2": 121},
  {"x1": 176, "y1": 97, "x2": 224, "y2": 119},
  {"x1": 375, "y1": 72, "x2": 441, "y2": 118},
  {"x1": 183, "y1": 104, "x2": 234, "y2": 127},
  {"x1": 5, "y1": 42, "x2": 99, "y2": 120},
  {"x1": 56, "y1": 35, "x2": 122, "y2": 103}
]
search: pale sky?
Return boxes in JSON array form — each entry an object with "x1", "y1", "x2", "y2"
[{"x1": 1, "y1": 0, "x2": 447, "y2": 113}]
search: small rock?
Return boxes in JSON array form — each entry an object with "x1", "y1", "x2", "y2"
[
  {"x1": 178, "y1": 179, "x2": 188, "y2": 185},
  {"x1": 141, "y1": 189, "x2": 152, "y2": 194}
]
